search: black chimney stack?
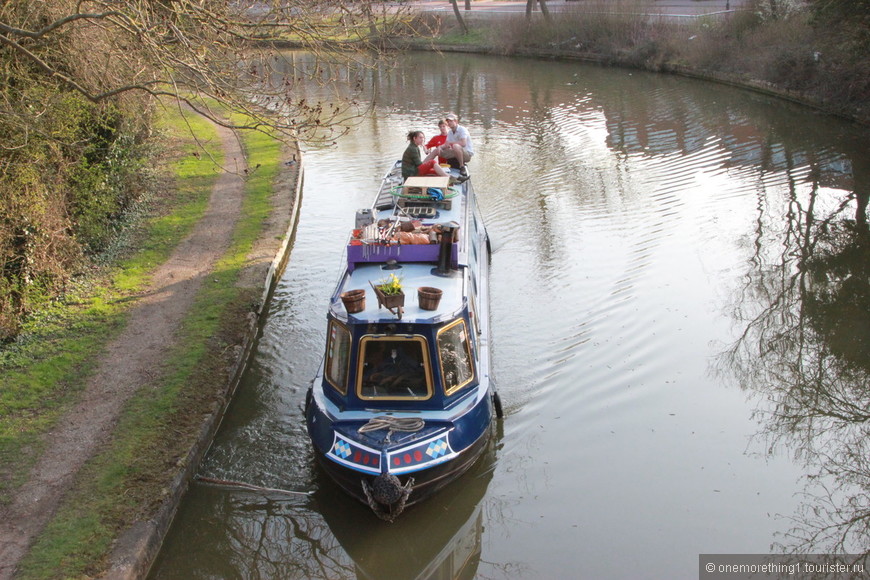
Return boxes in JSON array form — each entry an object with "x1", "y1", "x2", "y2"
[{"x1": 433, "y1": 221, "x2": 459, "y2": 277}]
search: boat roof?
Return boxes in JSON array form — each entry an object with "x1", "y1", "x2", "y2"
[
  {"x1": 339, "y1": 262, "x2": 465, "y2": 323},
  {"x1": 329, "y1": 161, "x2": 473, "y2": 325}
]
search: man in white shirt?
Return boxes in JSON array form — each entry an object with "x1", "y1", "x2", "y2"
[{"x1": 425, "y1": 112, "x2": 473, "y2": 176}]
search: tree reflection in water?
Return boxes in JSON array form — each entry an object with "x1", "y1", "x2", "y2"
[
  {"x1": 719, "y1": 166, "x2": 870, "y2": 560},
  {"x1": 157, "y1": 489, "x2": 354, "y2": 579},
  {"x1": 152, "y1": 425, "x2": 508, "y2": 580}
]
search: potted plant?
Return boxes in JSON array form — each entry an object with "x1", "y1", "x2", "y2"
[
  {"x1": 377, "y1": 273, "x2": 404, "y2": 300},
  {"x1": 371, "y1": 273, "x2": 405, "y2": 314}
]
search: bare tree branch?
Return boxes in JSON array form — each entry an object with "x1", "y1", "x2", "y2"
[{"x1": 0, "y1": 0, "x2": 415, "y2": 144}]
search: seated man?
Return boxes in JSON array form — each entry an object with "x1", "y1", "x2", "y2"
[
  {"x1": 425, "y1": 120, "x2": 449, "y2": 164},
  {"x1": 424, "y1": 113, "x2": 473, "y2": 175}
]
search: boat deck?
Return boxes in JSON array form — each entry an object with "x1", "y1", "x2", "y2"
[{"x1": 330, "y1": 161, "x2": 471, "y2": 324}]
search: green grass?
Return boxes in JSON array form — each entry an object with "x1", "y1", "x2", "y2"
[
  {"x1": 16, "y1": 109, "x2": 286, "y2": 579},
  {"x1": 434, "y1": 28, "x2": 489, "y2": 46},
  {"x1": 115, "y1": 111, "x2": 223, "y2": 293}
]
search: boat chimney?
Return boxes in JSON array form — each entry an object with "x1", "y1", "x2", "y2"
[{"x1": 433, "y1": 221, "x2": 459, "y2": 277}]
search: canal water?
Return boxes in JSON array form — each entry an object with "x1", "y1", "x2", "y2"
[{"x1": 149, "y1": 52, "x2": 870, "y2": 579}]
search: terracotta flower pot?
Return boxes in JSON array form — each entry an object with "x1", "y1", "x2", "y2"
[
  {"x1": 417, "y1": 286, "x2": 442, "y2": 311},
  {"x1": 340, "y1": 289, "x2": 366, "y2": 313}
]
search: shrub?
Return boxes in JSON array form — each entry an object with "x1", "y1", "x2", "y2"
[{"x1": 0, "y1": 2, "x2": 153, "y2": 340}]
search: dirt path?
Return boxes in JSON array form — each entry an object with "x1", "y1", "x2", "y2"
[{"x1": 0, "y1": 122, "x2": 247, "y2": 580}]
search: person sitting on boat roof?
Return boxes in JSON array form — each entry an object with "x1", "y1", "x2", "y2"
[
  {"x1": 425, "y1": 120, "x2": 449, "y2": 164},
  {"x1": 424, "y1": 113, "x2": 473, "y2": 176},
  {"x1": 403, "y1": 130, "x2": 469, "y2": 185},
  {"x1": 402, "y1": 130, "x2": 450, "y2": 182}
]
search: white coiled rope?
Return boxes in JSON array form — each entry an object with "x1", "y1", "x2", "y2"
[{"x1": 358, "y1": 416, "x2": 425, "y2": 437}]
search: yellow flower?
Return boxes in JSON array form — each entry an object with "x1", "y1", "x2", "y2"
[{"x1": 378, "y1": 273, "x2": 403, "y2": 295}]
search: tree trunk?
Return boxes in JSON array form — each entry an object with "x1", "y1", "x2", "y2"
[
  {"x1": 465, "y1": 0, "x2": 471, "y2": 10},
  {"x1": 538, "y1": 0, "x2": 552, "y2": 22},
  {"x1": 451, "y1": 0, "x2": 469, "y2": 33},
  {"x1": 525, "y1": 0, "x2": 552, "y2": 21}
]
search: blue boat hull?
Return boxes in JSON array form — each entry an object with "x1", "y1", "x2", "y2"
[{"x1": 310, "y1": 411, "x2": 494, "y2": 509}]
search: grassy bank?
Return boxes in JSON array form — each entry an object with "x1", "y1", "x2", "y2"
[
  {"x1": 0, "y1": 108, "x2": 221, "y2": 507},
  {"x1": 411, "y1": 0, "x2": 868, "y2": 123},
  {"x1": 3, "y1": 105, "x2": 287, "y2": 578}
]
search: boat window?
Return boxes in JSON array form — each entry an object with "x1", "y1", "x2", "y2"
[
  {"x1": 358, "y1": 336, "x2": 432, "y2": 400},
  {"x1": 325, "y1": 320, "x2": 351, "y2": 394},
  {"x1": 438, "y1": 320, "x2": 475, "y2": 395}
]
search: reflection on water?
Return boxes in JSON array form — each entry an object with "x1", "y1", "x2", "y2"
[
  {"x1": 151, "y1": 52, "x2": 870, "y2": 579},
  {"x1": 720, "y1": 210, "x2": 870, "y2": 556},
  {"x1": 152, "y1": 425, "x2": 504, "y2": 579}
]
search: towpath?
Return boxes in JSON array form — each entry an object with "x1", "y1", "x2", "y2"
[{"x1": 0, "y1": 120, "x2": 248, "y2": 580}]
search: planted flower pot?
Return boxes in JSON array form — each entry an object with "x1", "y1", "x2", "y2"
[
  {"x1": 376, "y1": 287, "x2": 405, "y2": 310},
  {"x1": 369, "y1": 275, "x2": 405, "y2": 320}
]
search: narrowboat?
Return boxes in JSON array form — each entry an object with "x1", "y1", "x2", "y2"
[{"x1": 305, "y1": 161, "x2": 502, "y2": 521}]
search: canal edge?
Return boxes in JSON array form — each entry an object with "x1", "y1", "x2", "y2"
[
  {"x1": 103, "y1": 137, "x2": 305, "y2": 580},
  {"x1": 270, "y1": 35, "x2": 866, "y2": 124},
  {"x1": 402, "y1": 40, "x2": 868, "y2": 127}
]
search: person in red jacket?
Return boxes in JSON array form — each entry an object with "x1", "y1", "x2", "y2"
[{"x1": 425, "y1": 120, "x2": 448, "y2": 164}]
